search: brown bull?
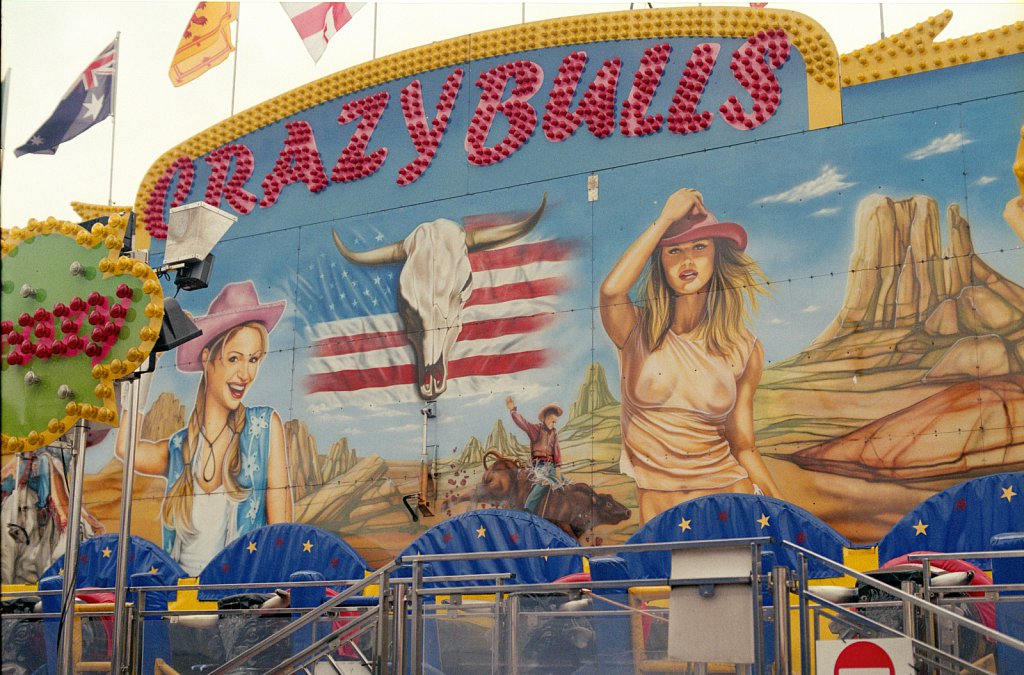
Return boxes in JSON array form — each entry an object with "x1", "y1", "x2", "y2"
[{"x1": 470, "y1": 450, "x2": 631, "y2": 540}]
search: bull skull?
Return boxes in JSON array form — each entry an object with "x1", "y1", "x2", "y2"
[{"x1": 333, "y1": 196, "x2": 546, "y2": 399}]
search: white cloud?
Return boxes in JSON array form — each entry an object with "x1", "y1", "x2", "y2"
[
  {"x1": 973, "y1": 176, "x2": 997, "y2": 186},
  {"x1": 769, "y1": 318, "x2": 787, "y2": 325},
  {"x1": 757, "y1": 165, "x2": 855, "y2": 204},
  {"x1": 905, "y1": 132, "x2": 972, "y2": 161},
  {"x1": 801, "y1": 305, "x2": 820, "y2": 313},
  {"x1": 811, "y1": 207, "x2": 840, "y2": 217}
]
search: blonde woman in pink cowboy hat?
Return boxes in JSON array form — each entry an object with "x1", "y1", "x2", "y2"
[
  {"x1": 600, "y1": 188, "x2": 782, "y2": 525},
  {"x1": 116, "y1": 281, "x2": 292, "y2": 575}
]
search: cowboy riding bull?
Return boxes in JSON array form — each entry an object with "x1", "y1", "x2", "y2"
[
  {"x1": 333, "y1": 196, "x2": 546, "y2": 400},
  {"x1": 456, "y1": 450, "x2": 631, "y2": 540}
]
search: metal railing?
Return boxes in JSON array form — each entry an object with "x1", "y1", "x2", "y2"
[
  {"x1": 783, "y1": 542, "x2": 1024, "y2": 675},
  {"x1": 3, "y1": 538, "x2": 1022, "y2": 674}
]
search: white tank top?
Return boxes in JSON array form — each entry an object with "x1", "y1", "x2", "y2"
[{"x1": 172, "y1": 451, "x2": 239, "y2": 576}]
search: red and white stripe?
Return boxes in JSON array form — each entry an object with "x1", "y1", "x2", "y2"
[
  {"x1": 281, "y1": 2, "x2": 365, "y2": 62},
  {"x1": 306, "y1": 239, "x2": 575, "y2": 405},
  {"x1": 78, "y1": 42, "x2": 116, "y2": 90}
]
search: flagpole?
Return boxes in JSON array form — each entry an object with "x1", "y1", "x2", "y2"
[
  {"x1": 107, "y1": 33, "x2": 120, "y2": 206},
  {"x1": 1, "y1": 68, "x2": 10, "y2": 174},
  {"x1": 372, "y1": 3, "x2": 378, "y2": 60},
  {"x1": 230, "y1": 4, "x2": 241, "y2": 116}
]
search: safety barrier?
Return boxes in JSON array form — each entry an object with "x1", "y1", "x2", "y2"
[{"x1": 4, "y1": 537, "x2": 1023, "y2": 673}]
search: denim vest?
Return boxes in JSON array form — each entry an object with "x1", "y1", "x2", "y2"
[{"x1": 162, "y1": 406, "x2": 273, "y2": 558}]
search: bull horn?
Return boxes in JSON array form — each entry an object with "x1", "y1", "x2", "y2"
[
  {"x1": 332, "y1": 229, "x2": 407, "y2": 266},
  {"x1": 465, "y1": 194, "x2": 547, "y2": 251}
]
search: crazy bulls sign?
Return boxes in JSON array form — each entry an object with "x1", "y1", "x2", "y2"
[{"x1": 142, "y1": 27, "x2": 806, "y2": 239}]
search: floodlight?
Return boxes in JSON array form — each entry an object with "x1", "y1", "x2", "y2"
[
  {"x1": 163, "y1": 202, "x2": 236, "y2": 267},
  {"x1": 153, "y1": 298, "x2": 203, "y2": 353}
]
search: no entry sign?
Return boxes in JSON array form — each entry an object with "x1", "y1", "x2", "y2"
[{"x1": 816, "y1": 638, "x2": 914, "y2": 675}]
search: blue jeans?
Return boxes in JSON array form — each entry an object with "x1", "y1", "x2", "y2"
[{"x1": 525, "y1": 462, "x2": 557, "y2": 514}]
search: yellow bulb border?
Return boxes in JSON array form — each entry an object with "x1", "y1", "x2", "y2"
[
  {"x1": 0, "y1": 215, "x2": 164, "y2": 455},
  {"x1": 839, "y1": 11, "x2": 1024, "y2": 87},
  {"x1": 132, "y1": 6, "x2": 1024, "y2": 246},
  {"x1": 132, "y1": 6, "x2": 845, "y2": 245}
]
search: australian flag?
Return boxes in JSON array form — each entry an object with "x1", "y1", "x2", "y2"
[{"x1": 15, "y1": 39, "x2": 117, "y2": 157}]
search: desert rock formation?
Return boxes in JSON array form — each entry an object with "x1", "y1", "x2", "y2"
[
  {"x1": 285, "y1": 419, "x2": 321, "y2": 500},
  {"x1": 140, "y1": 392, "x2": 186, "y2": 440},
  {"x1": 758, "y1": 194, "x2": 1024, "y2": 542}
]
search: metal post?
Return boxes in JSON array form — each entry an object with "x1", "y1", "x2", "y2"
[
  {"x1": 375, "y1": 569, "x2": 390, "y2": 674},
  {"x1": 509, "y1": 593, "x2": 520, "y2": 675},
  {"x1": 494, "y1": 577, "x2": 504, "y2": 674},
  {"x1": 111, "y1": 376, "x2": 140, "y2": 673},
  {"x1": 392, "y1": 583, "x2": 407, "y2": 674},
  {"x1": 131, "y1": 588, "x2": 146, "y2": 675},
  {"x1": 58, "y1": 421, "x2": 89, "y2": 675},
  {"x1": 410, "y1": 562, "x2": 424, "y2": 675},
  {"x1": 798, "y1": 554, "x2": 811, "y2": 675},
  {"x1": 751, "y1": 543, "x2": 764, "y2": 672},
  {"x1": 901, "y1": 580, "x2": 917, "y2": 642},
  {"x1": 920, "y1": 556, "x2": 936, "y2": 652},
  {"x1": 772, "y1": 567, "x2": 791, "y2": 675}
]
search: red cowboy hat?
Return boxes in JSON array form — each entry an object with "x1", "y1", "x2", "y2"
[
  {"x1": 175, "y1": 281, "x2": 286, "y2": 373},
  {"x1": 659, "y1": 211, "x2": 747, "y2": 250}
]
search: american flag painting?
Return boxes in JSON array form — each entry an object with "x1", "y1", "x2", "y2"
[{"x1": 300, "y1": 208, "x2": 577, "y2": 405}]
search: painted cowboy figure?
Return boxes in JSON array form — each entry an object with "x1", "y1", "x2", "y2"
[{"x1": 505, "y1": 397, "x2": 563, "y2": 514}]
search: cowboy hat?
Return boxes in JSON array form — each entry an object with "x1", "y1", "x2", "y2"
[
  {"x1": 538, "y1": 403, "x2": 563, "y2": 420},
  {"x1": 175, "y1": 281, "x2": 286, "y2": 373},
  {"x1": 659, "y1": 211, "x2": 747, "y2": 250}
]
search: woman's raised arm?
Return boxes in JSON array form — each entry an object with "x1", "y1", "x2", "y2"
[
  {"x1": 265, "y1": 411, "x2": 293, "y2": 523},
  {"x1": 113, "y1": 411, "x2": 170, "y2": 477},
  {"x1": 600, "y1": 188, "x2": 707, "y2": 348}
]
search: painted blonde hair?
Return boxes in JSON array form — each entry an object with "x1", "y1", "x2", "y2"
[
  {"x1": 637, "y1": 239, "x2": 769, "y2": 357},
  {"x1": 162, "y1": 322, "x2": 269, "y2": 535}
]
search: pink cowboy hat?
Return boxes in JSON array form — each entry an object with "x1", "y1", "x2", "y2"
[
  {"x1": 659, "y1": 210, "x2": 747, "y2": 250},
  {"x1": 175, "y1": 281, "x2": 286, "y2": 373}
]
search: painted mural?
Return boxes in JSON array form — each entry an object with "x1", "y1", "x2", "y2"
[{"x1": 3, "y1": 6, "x2": 1023, "y2": 580}]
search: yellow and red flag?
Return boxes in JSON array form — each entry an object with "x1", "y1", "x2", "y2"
[{"x1": 169, "y1": 2, "x2": 239, "y2": 87}]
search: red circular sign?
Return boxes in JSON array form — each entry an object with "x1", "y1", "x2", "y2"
[{"x1": 834, "y1": 641, "x2": 896, "y2": 675}]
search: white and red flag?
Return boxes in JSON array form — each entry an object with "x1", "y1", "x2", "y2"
[{"x1": 281, "y1": 2, "x2": 366, "y2": 63}]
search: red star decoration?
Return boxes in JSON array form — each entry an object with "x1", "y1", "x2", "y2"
[
  {"x1": 222, "y1": 563, "x2": 230, "y2": 573},
  {"x1": 329, "y1": 558, "x2": 340, "y2": 568},
  {"x1": 275, "y1": 537, "x2": 285, "y2": 547},
  {"x1": 442, "y1": 532, "x2": 453, "y2": 544},
  {"x1": 79, "y1": 554, "x2": 89, "y2": 564},
  {"x1": 796, "y1": 532, "x2": 807, "y2": 544},
  {"x1": 510, "y1": 533, "x2": 519, "y2": 544},
  {"x1": 718, "y1": 511, "x2": 729, "y2": 522},
  {"x1": 955, "y1": 498, "x2": 968, "y2": 511},
  {"x1": 129, "y1": 554, "x2": 135, "y2": 561}
]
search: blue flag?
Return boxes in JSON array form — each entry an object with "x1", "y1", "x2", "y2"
[{"x1": 15, "y1": 39, "x2": 116, "y2": 157}]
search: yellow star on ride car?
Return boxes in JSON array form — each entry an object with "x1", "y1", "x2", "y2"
[
  {"x1": 678, "y1": 517, "x2": 692, "y2": 533},
  {"x1": 913, "y1": 520, "x2": 928, "y2": 536},
  {"x1": 101, "y1": 547, "x2": 112, "y2": 558},
  {"x1": 757, "y1": 514, "x2": 770, "y2": 529},
  {"x1": 246, "y1": 541, "x2": 257, "y2": 553},
  {"x1": 476, "y1": 526, "x2": 486, "y2": 538},
  {"x1": 302, "y1": 539, "x2": 314, "y2": 552},
  {"x1": 1001, "y1": 485, "x2": 1017, "y2": 502}
]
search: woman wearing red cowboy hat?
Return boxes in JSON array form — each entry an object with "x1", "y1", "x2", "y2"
[
  {"x1": 116, "y1": 281, "x2": 292, "y2": 575},
  {"x1": 600, "y1": 187, "x2": 782, "y2": 525}
]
